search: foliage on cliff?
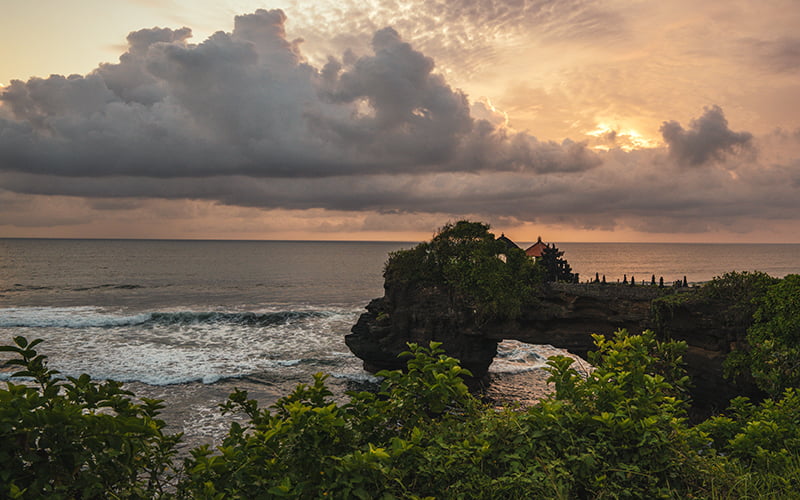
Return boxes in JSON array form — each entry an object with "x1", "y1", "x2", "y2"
[
  {"x1": 383, "y1": 221, "x2": 541, "y2": 319},
  {"x1": 725, "y1": 274, "x2": 800, "y2": 397},
  {"x1": 651, "y1": 271, "x2": 778, "y2": 333},
  {"x1": 651, "y1": 270, "x2": 800, "y2": 399}
]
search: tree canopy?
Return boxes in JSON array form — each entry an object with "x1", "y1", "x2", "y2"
[
  {"x1": 537, "y1": 243, "x2": 577, "y2": 283},
  {"x1": 383, "y1": 221, "x2": 541, "y2": 319}
]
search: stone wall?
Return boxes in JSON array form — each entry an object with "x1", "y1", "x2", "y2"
[{"x1": 548, "y1": 282, "x2": 687, "y2": 300}]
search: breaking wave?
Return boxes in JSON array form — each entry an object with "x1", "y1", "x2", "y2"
[{"x1": 0, "y1": 307, "x2": 330, "y2": 328}]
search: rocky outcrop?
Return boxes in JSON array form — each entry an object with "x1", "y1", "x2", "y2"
[
  {"x1": 651, "y1": 293, "x2": 765, "y2": 412},
  {"x1": 346, "y1": 282, "x2": 498, "y2": 380},
  {"x1": 346, "y1": 281, "x2": 665, "y2": 380},
  {"x1": 346, "y1": 281, "x2": 761, "y2": 414},
  {"x1": 488, "y1": 283, "x2": 662, "y2": 358}
]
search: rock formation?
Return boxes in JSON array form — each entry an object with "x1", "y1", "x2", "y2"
[
  {"x1": 346, "y1": 282, "x2": 499, "y2": 380},
  {"x1": 346, "y1": 280, "x2": 762, "y2": 415}
]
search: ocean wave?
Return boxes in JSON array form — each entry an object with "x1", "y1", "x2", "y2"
[
  {"x1": 0, "y1": 371, "x2": 239, "y2": 386},
  {"x1": 1, "y1": 284, "x2": 55, "y2": 293},
  {"x1": 70, "y1": 284, "x2": 144, "y2": 291},
  {"x1": 489, "y1": 341, "x2": 588, "y2": 375},
  {"x1": 0, "y1": 307, "x2": 336, "y2": 328},
  {"x1": 0, "y1": 358, "x2": 350, "y2": 386},
  {"x1": 330, "y1": 372, "x2": 382, "y2": 384},
  {"x1": 0, "y1": 307, "x2": 153, "y2": 328},
  {"x1": 148, "y1": 311, "x2": 330, "y2": 327},
  {"x1": 1, "y1": 283, "x2": 144, "y2": 293}
]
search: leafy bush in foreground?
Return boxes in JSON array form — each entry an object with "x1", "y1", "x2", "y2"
[
  {"x1": 177, "y1": 332, "x2": 720, "y2": 499},
  {"x1": 0, "y1": 336, "x2": 180, "y2": 499},
  {"x1": 3, "y1": 332, "x2": 800, "y2": 498}
]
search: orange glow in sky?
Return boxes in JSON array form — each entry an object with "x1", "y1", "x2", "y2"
[{"x1": 1, "y1": 1, "x2": 799, "y2": 242}]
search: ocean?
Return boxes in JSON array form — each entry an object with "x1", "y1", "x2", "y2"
[{"x1": 1, "y1": 238, "x2": 798, "y2": 448}]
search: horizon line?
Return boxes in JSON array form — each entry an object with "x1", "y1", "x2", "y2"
[{"x1": 2, "y1": 236, "x2": 800, "y2": 245}]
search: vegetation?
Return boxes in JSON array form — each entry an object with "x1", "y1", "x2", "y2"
[
  {"x1": 651, "y1": 270, "x2": 778, "y2": 342},
  {"x1": 383, "y1": 221, "x2": 542, "y2": 319},
  {"x1": 537, "y1": 243, "x2": 577, "y2": 283},
  {"x1": 3, "y1": 254, "x2": 800, "y2": 498},
  {"x1": 4, "y1": 329, "x2": 800, "y2": 499},
  {"x1": 692, "y1": 271, "x2": 778, "y2": 326},
  {"x1": 724, "y1": 274, "x2": 800, "y2": 397},
  {"x1": 0, "y1": 336, "x2": 179, "y2": 499},
  {"x1": 651, "y1": 270, "x2": 800, "y2": 399}
]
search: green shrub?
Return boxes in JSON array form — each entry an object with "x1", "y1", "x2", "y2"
[
  {"x1": 177, "y1": 342, "x2": 482, "y2": 498},
  {"x1": 651, "y1": 271, "x2": 777, "y2": 334},
  {"x1": 179, "y1": 332, "x2": 719, "y2": 499},
  {"x1": 725, "y1": 274, "x2": 800, "y2": 396},
  {"x1": 519, "y1": 330, "x2": 705, "y2": 499},
  {"x1": 0, "y1": 336, "x2": 180, "y2": 499},
  {"x1": 5, "y1": 331, "x2": 800, "y2": 498},
  {"x1": 695, "y1": 389, "x2": 800, "y2": 496}
]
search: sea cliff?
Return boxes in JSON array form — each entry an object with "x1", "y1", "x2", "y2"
[{"x1": 346, "y1": 279, "x2": 764, "y2": 414}]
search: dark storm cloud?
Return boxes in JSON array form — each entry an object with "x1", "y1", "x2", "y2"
[
  {"x1": 2, "y1": 122, "x2": 799, "y2": 235},
  {"x1": 1, "y1": 134, "x2": 793, "y2": 227},
  {"x1": 0, "y1": 9, "x2": 598, "y2": 181},
  {"x1": 660, "y1": 105, "x2": 753, "y2": 166},
  {"x1": 2, "y1": 9, "x2": 797, "y2": 236}
]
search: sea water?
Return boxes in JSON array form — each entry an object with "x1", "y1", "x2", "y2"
[{"x1": 1, "y1": 238, "x2": 798, "y2": 447}]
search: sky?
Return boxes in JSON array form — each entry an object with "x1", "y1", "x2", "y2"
[{"x1": 1, "y1": 0, "x2": 799, "y2": 242}]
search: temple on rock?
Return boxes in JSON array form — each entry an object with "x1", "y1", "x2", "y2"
[{"x1": 525, "y1": 236, "x2": 548, "y2": 258}]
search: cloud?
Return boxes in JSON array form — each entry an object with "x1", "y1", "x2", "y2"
[
  {"x1": 1, "y1": 8, "x2": 799, "y2": 239},
  {"x1": 0, "y1": 9, "x2": 598, "y2": 181},
  {"x1": 2, "y1": 124, "x2": 799, "y2": 237},
  {"x1": 286, "y1": 0, "x2": 627, "y2": 78},
  {"x1": 745, "y1": 36, "x2": 800, "y2": 73},
  {"x1": 660, "y1": 105, "x2": 753, "y2": 166}
]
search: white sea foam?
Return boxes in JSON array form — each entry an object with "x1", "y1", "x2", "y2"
[
  {"x1": 0, "y1": 306, "x2": 364, "y2": 386},
  {"x1": 273, "y1": 359, "x2": 302, "y2": 367},
  {"x1": 0, "y1": 306, "x2": 152, "y2": 328},
  {"x1": 330, "y1": 372, "x2": 382, "y2": 384},
  {"x1": 489, "y1": 340, "x2": 587, "y2": 374}
]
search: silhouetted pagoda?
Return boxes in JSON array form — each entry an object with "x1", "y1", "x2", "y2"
[{"x1": 496, "y1": 233, "x2": 521, "y2": 251}]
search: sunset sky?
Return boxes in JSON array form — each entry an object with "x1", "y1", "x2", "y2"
[{"x1": 1, "y1": 0, "x2": 799, "y2": 242}]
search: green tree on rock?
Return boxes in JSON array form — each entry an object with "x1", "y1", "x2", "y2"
[
  {"x1": 537, "y1": 243, "x2": 576, "y2": 283},
  {"x1": 383, "y1": 220, "x2": 541, "y2": 319}
]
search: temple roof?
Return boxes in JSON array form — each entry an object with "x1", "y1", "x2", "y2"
[
  {"x1": 496, "y1": 233, "x2": 520, "y2": 250},
  {"x1": 525, "y1": 236, "x2": 548, "y2": 257}
]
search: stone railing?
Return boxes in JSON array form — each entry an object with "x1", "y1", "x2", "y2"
[{"x1": 547, "y1": 281, "x2": 687, "y2": 300}]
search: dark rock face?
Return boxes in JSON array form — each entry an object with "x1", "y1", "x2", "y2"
[
  {"x1": 491, "y1": 283, "x2": 661, "y2": 358},
  {"x1": 346, "y1": 282, "x2": 498, "y2": 381},
  {"x1": 345, "y1": 282, "x2": 662, "y2": 381},
  {"x1": 651, "y1": 295, "x2": 765, "y2": 413},
  {"x1": 346, "y1": 281, "x2": 761, "y2": 414}
]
